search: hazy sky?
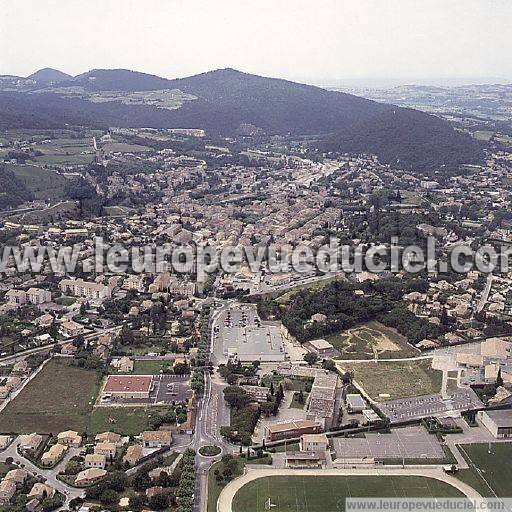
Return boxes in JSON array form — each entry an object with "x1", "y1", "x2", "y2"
[{"x1": 1, "y1": 0, "x2": 511, "y2": 85}]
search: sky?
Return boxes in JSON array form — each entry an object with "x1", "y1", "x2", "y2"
[{"x1": 1, "y1": 0, "x2": 511, "y2": 86}]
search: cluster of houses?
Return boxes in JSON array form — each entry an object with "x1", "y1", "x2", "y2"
[{"x1": 0, "y1": 467, "x2": 57, "y2": 509}]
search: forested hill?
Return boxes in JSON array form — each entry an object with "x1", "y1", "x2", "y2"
[{"x1": 0, "y1": 67, "x2": 485, "y2": 171}]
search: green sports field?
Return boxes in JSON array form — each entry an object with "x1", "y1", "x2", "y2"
[
  {"x1": 232, "y1": 476, "x2": 464, "y2": 512},
  {"x1": 456, "y1": 443, "x2": 512, "y2": 497}
]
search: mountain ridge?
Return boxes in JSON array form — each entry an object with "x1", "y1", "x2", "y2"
[{"x1": 0, "y1": 67, "x2": 485, "y2": 170}]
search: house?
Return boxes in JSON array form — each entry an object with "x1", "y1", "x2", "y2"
[
  {"x1": 94, "y1": 442, "x2": 116, "y2": 459},
  {"x1": 300, "y1": 433, "x2": 329, "y2": 452},
  {"x1": 27, "y1": 288, "x2": 52, "y2": 305},
  {"x1": 60, "y1": 320, "x2": 85, "y2": 338},
  {"x1": 95, "y1": 432, "x2": 122, "y2": 445},
  {"x1": 0, "y1": 480, "x2": 16, "y2": 504},
  {"x1": 4, "y1": 468, "x2": 29, "y2": 485},
  {"x1": 75, "y1": 468, "x2": 107, "y2": 486},
  {"x1": 61, "y1": 343, "x2": 78, "y2": 356},
  {"x1": 111, "y1": 356, "x2": 133, "y2": 373},
  {"x1": 141, "y1": 430, "x2": 173, "y2": 448},
  {"x1": 5, "y1": 289, "x2": 26, "y2": 306},
  {"x1": 18, "y1": 433, "x2": 43, "y2": 453},
  {"x1": 27, "y1": 482, "x2": 55, "y2": 500},
  {"x1": 12, "y1": 360, "x2": 29, "y2": 375},
  {"x1": 85, "y1": 453, "x2": 106, "y2": 469},
  {"x1": 57, "y1": 430, "x2": 82, "y2": 447},
  {"x1": 123, "y1": 444, "x2": 143, "y2": 466},
  {"x1": 41, "y1": 443, "x2": 68, "y2": 466},
  {"x1": 35, "y1": 313, "x2": 54, "y2": 328}
]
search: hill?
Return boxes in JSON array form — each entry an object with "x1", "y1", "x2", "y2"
[
  {"x1": 0, "y1": 67, "x2": 485, "y2": 170},
  {"x1": 28, "y1": 68, "x2": 72, "y2": 84}
]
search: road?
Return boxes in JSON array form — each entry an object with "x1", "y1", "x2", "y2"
[
  {"x1": 216, "y1": 467, "x2": 483, "y2": 512},
  {"x1": 0, "y1": 324, "x2": 121, "y2": 365},
  {"x1": 476, "y1": 273, "x2": 493, "y2": 314},
  {"x1": 193, "y1": 300, "x2": 239, "y2": 512}
]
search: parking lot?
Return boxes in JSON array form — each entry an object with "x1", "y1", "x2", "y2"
[
  {"x1": 379, "y1": 389, "x2": 483, "y2": 423},
  {"x1": 333, "y1": 426, "x2": 445, "y2": 460},
  {"x1": 151, "y1": 374, "x2": 193, "y2": 404},
  {"x1": 217, "y1": 304, "x2": 286, "y2": 362}
]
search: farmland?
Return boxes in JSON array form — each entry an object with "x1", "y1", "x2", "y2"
[{"x1": 0, "y1": 359, "x2": 101, "y2": 433}]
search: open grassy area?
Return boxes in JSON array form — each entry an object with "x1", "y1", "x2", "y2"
[
  {"x1": 5, "y1": 163, "x2": 70, "y2": 200},
  {"x1": 275, "y1": 275, "x2": 345, "y2": 304},
  {"x1": 0, "y1": 359, "x2": 101, "y2": 433},
  {"x1": 208, "y1": 457, "x2": 245, "y2": 512},
  {"x1": 87, "y1": 406, "x2": 167, "y2": 435},
  {"x1": 456, "y1": 443, "x2": 512, "y2": 497},
  {"x1": 337, "y1": 359, "x2": 442, "y2": 401},
  {"x1": 328, "y1": 321, "x2": 420, "y2": 360},
  {"x1": 232, "y1": 476, "x2": 464, "y2": 512}
]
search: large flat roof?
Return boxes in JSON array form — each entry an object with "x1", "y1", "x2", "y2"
[
  {"x1": 481, "y1": 409, "x2": 512, "y2": 427},
  {"x1": 104, "y1": 375, "x2": 153, "y2": 393}
]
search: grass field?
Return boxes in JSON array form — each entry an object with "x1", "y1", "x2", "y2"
[
  {"x1": 232, "y1": 476, "x2": 464, "y2": 512},
  {"x1": 208, "y1": 457, "x2": 245, "y2": 512},
  {"x1": 337, "y1": 359, "x2": 442, "y2": 401},
  {"x1": 87, "y1": 406, "x2": 166, "y2": 435},
  {"x1": 5, "y1": 163, "x2": 70, "y2": 200},
  {"x1": 327, "y1": 321, "x2": 420, "y2": 360},
  {"x1": 456, "y1": 443, "x2": 512, "y2": 497},
  {"x1": 0, "y1": 359, "x2": 101, "y2": 433}
]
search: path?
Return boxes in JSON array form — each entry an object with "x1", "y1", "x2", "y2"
[{"x1": 216, "y1": 467, "x2": 483, "y2": 512}]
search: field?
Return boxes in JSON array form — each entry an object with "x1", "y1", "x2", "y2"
[
  {"x1": 0, "y1": 359, "x2": 101, "y2": 433},
  {"x1": 327, "y1": 321, "x2": 420, "y2": 360},
  {"x1": 275, "y1": 275, "x2": 345, "y2": 304},
  {"x1": 337, "y1": 359, "x2": 442, "y2": 401},
  {"x1": 87, "y1": 406, "x2": 166, "y2": 435},
  {"x1": 456, "y1": 443, "x2": 512, "y2": 497},
  {"x1": 232, "y1": 476, "x2": 464, "y2": 512},
  {"x1": 208, "y1": 457, "x2": 245, "y2": 512},
  {"x1": 5, "y1": 163, "x2": 69, "y2": 200}
]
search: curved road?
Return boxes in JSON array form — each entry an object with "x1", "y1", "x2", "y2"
[{"x1": 216, "y1": 467, "x2": 483, "y2": 512}]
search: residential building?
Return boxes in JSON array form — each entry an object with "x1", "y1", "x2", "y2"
[
  {"x1": 123, "y1": 444, "x2": 143, "y2": 466},
  {"x1": 94, "y1": 442, "x2": 116, "y2": 459},
  {"x1": 85, "y1": 453, "x2": 106, "y2": 469},
  {"x1": 41, "y1": 443, "x2": 68, "y2": 466},
  {"x1": 75, "y1": 468, "x2": 107, "y2": 486},
  {"x1": 57, "y1": 430, "x2": 82, "y2": 447},
  {"x1": 141, "y1": 430, "x2": 173, "y2": 448}
]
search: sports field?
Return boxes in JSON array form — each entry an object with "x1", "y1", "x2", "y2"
[
  {"x1": 232, "y1": 476, "x2": 464, "y2": 512},
  {"x1": 0, "y1": 359, "x2": 101, "y2": 433},
  {"x1": 337, "y1": 359, "x2": 441, "y2": 401},
  {"x1": 456, "y1": 443, "x2": 512, "y2": 497},
  {"x1": 327, "y1": 321, "x2": 420, "y2": 360}
]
